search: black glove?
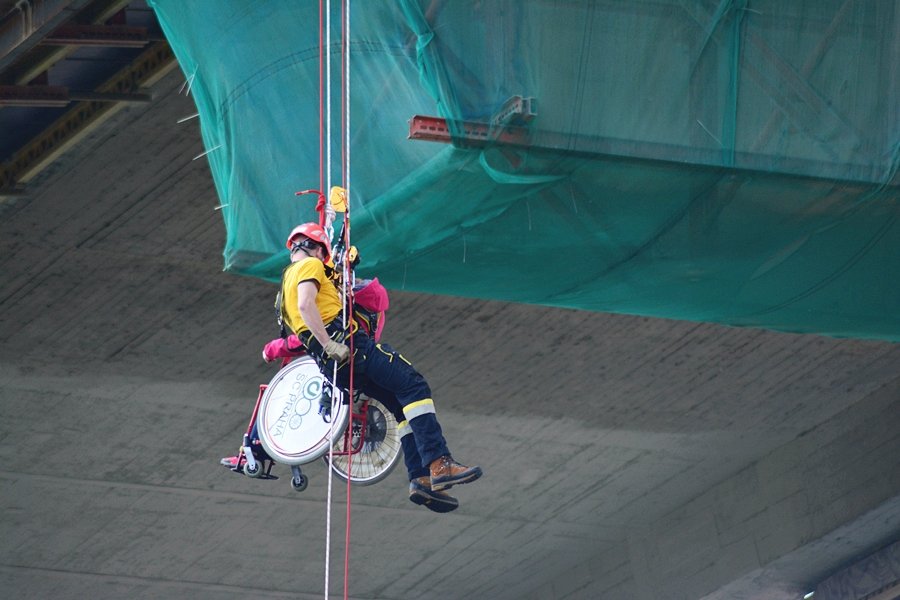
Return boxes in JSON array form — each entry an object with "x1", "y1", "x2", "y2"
[{"x1": 318, "y1": 385, "x2": 333, "y2": 421}]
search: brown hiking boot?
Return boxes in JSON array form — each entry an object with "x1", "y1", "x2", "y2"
[
  {"x1": 409, "y1": 476, "x2": 459, "y2": 513},
  {"x1": 430, "y1": 455, "x2": 483, "y2": 491}
]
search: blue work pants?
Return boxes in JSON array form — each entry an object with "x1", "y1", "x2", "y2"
[{"x1": 334, "y1": 332, "x2": 449, "y2": 478}]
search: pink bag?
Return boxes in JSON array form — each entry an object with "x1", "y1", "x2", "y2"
[
  {"x1": 353, "y1": 278, "x2": 389, "y2": 341},
  {"x1": 262, "y1": 334, "x2": 304, "y2": 362}
]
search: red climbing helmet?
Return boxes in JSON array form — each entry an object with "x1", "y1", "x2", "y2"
[{"x1": 285, "y1": 222, "x2": 332, "y2": 262}]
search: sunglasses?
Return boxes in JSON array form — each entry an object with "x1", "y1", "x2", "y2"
[{"x1": 291, "y1": 238, "x2": 321, "y2": 253}]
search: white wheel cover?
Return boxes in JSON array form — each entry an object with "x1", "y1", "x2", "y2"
[{"x1": 257, "y1": 356, "x2": 348, "y2": 465}]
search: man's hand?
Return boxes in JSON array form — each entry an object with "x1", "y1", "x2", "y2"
[{"x1": 323, "y1": 339, "x2": 350, "y2": 364}]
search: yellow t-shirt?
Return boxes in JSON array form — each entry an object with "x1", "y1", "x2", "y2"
[{"x1": 280, "y1": 257, "x2": 343, "y2": 334}]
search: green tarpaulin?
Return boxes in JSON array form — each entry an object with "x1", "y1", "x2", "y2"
[{"x1": 149, "y1": 0, "x2": 900, "y2": 341}]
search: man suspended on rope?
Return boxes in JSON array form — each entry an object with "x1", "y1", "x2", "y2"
[{"x1": 265, "y1": 222, "x2": 482, "y2": 513}]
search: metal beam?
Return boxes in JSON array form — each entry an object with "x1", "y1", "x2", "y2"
[
  {"x1": 0, "y1": 0, "x2": 93, "y2": 74},
  {"x1": 68, "y1": 89, "x2": 151, "y2": 102},
  {"x1": 409, "y1": 113, "x2": 897, "y2": 186},
  {"x1": 408, "y1": 114, "x2": 531, "y2": 148},
  {"x1": 408, "y1": 97, "x2": 536, "y2": 148},
  {"x1": 0, "y1": 40, "x2": 177, "y2": 198},
  {"x1": 0, "y1": 83, "x2": 151, "y2": 106},
  {"x1": 0, "y1": 84, "x2": 69, "y2": 106},
  {"x1": 41, "y1": 23, "x2": 149, "y2": 48},
  {"x1": 0, "y1": 0, "x2": 132, "y2": 85}
]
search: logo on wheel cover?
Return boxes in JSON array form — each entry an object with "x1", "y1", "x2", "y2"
[{"x1": 270, "y1": 371, "x2": 324, "y2": 438}]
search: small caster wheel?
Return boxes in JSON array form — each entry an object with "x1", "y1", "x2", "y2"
[
  {"x1": 291, "y1": 474, "x2": 308, "y2": 492},
  {"x1": 244, "y1": 460, "x2": 263, "y2": 478}
]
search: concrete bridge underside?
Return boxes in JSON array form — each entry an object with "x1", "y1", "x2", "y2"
[{"x1": 1, "y1": 69, "x2": 899, "y2": 600}]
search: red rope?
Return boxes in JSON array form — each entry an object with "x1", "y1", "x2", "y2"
[
  {"x1": 318, "y1": 0, "x2": 324, "y2": 196},
  {"x1": 341, "y1": 5, "x2": 347, "y2": 193},
  {"x1": 342, "y1": 216, "x2": 353, "y2": 600}
]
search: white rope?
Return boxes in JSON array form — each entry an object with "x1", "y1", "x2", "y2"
[
  {"x1": 324, "y1": 2, "x2": 354, "y2": 596},
  {"x1": 324, "y1": 197, "x2": 337, "y2": 240},
  {"x1": 323, "y1": 1, "x2": 335, "y2": 597}
]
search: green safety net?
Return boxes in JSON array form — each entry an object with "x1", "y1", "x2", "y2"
[{"x1": 149, "y1": 0, "x2": 899, "y2": 341}]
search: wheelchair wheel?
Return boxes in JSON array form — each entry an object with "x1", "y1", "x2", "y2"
[
  {"x1": 256, "y1": 356, "x2": 349, "y2": 466},
  {"x1": 322, "y1": 397, "x2": 402, "y2": 486},
  {"x1": 291, "y1": 473, "x2": 308, "y2": 492},
  {"x1": 243, "y1": 460, "x2": 263, "y2": 478}
]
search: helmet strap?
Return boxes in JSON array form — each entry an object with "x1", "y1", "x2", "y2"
[{"x1": 292, "y1": 238, "x2": 322, "y2": 255}]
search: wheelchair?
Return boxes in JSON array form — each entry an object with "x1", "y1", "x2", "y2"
[{"x1": 222, "y1": 355, "x2": 402, "y2": 491}]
